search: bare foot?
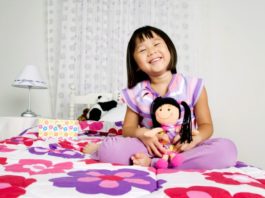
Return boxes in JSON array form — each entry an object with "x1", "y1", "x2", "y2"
[
  {"x1": 131, "y1": 153, "x2": 151, "y2": 167},
  {"x1": 82, "y1": 143, "x2": 99, "y2": 154}
]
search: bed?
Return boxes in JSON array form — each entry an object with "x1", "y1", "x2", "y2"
[{"x1": 1, "y1": 92, "x2": 265, "y2": 198}]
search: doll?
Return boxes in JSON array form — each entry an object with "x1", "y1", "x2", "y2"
[
  {"x1": 144, "y1": 97, "x2": 192, "y2": 169},
  {"x1": 77, "y1": 108, "x2": 90, "y2": 121}
]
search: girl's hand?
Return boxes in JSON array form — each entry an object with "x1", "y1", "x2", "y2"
[
  {"x1": 173, "y1": 130, "x2": 202, "y2": 152},
  {"x1": 140, "y1": 128, "x2": 166, "y2": 157},
  {"x1": 144, "y1": 127, "x2": 163, "y2": 137}
]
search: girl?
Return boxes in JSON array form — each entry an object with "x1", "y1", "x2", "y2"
[{"x1": 83, "y1": 26, "x2": 237, "y2": 169}]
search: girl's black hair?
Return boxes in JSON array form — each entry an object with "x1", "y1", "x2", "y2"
[
  {"x1": 150, "y1": 97, "x2": 192, "y2": 143},
  {"x1": 126, "y1": 26, "x2": 177, "y2": 88}
]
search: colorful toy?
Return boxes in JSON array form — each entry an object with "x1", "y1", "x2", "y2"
[
  {"x1": 145, "y1": 97, "x2": 192, "y2": 169},
  {"x1": 77, "y1": 108, "x2": 89, "y2": 121}
]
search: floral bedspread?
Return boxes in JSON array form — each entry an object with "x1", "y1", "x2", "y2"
[{"x1": 0, "y1": 128, "x2": 265, "y2": 198}]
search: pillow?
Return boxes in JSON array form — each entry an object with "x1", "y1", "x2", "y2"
[
  {"x1": 99, "y1": 104, "x2": 126, "y2": 122},
  {"x1": 38, "y1": 118, "x2": 79, "y2": 140},
  {"x1": 79, "y1": 120, "x2": 123, "y2": 136}
]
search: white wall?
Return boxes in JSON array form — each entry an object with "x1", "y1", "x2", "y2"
[
  {"x1": 196, "y1": 0, "x2": 265, "y2": 169},
  {"x1": 0, "y1": 0, "x2": 51, "y2": 118},
  {"x1": 0, "y1": 0, "x2": 264, "y2": 168}
]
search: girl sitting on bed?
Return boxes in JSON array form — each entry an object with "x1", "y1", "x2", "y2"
[{"x1": 83, "y1": 25, "x2": 238, "y2": 169}]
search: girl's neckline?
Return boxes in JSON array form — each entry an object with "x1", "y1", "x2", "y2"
[{"x1": 146, "y1": 73, "x2": 176, "y2": 97}]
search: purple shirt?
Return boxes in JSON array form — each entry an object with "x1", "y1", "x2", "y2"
[{"x1": 121, "y1": 73, "x2": 204, "y2": 129}]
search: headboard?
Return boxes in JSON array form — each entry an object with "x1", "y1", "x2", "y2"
[{"x1": 69, "y1": 85, "x2": 121, "y2": 120}]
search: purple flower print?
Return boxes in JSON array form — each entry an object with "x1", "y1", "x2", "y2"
[
  {"x1": 115, "y1": 121, "x2": 123, "y2": 127},
  {"x1": 28, "y1": 143, "x2": 84, "y2": 159},
  {"x1": 234, "y1": 161, "x2": 249, "y2": 168},
  {"x1": 50, "y1": 168, "x2": 164, "y2": 195}
]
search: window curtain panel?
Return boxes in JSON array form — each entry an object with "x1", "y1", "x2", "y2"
[{"x1": 47, "y1": 0, "x2": 199, "y2": 119}]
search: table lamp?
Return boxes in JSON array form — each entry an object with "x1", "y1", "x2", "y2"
[{"x1": 12, "y1": 65, "x2": 48, "y2": 117}]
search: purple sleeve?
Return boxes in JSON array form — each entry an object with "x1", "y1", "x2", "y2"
[
  {"x1": 121, "y1": 86, "x2": 141, "y2": 114},
  {"x1": 192, "y1": 78, "x2": 204, "y2": 106}
]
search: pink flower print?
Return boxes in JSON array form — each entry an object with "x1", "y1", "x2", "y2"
[
  {"x1": 164, "y1": 186, "x2": 265, "y2": 198},
  {"x1": 0, "y1": 175, "x2": 36, "y2": 197},
  {"x1": 108, "y1": 128, "x2": 123, "y2": 135},
  {"x1": 233, "y1": 192, "x2": 265, "y2": 198},
  {"x1": 58, "y1": 139, "x2": 100, "y2": 152},
  {"x1": 83, "y1": 159, "x2": 102, "y2": 165},
  {"x1": 0, "y1": 144, "x2": 15, "y2": 152},
  {"x1": 79, "y1": 121, "x2": 103, "y2": 131},
  {"x1": 204, "y1": 172, "x2": 265, "y2": 189},
  {"x1": 164, "y1": 186, "x2": 232, "y2": 198},
  {"x1": 0, "y1": 157, "x2": 7, "y2": 165},
  {"x1": 0, "y1": 136, "x2": 35, "y2": 147},
  {"x1": 5, "y1": 159, "x2": 73, "y2": 175}
]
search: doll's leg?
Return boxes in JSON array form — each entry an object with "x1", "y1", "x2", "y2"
[
  {"x1": 177, "y1": 138, "x2": 237, "y2": 170},
  {"x1": 91, "y1": 136, "x2": 149, "y2": 165},
  {"x1": 155, "y1": 154, "x2": 169, "y2": 169},
  {"x1": 169, "y1": 153, "x2": 182, "y2": 168}
]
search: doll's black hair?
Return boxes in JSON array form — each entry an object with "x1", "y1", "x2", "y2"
[
  {"x1": 179, "y1": 101, "x2": 192, "y2": 143},
  {"x1": 150, "y1": 97, "x2": 192, "y2": 143}
]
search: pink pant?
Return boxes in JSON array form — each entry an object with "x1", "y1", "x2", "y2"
[{"x1": 92, "y1": 136, "x2": 237, "y2": 169}]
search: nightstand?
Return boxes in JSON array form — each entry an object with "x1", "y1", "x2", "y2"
[{"x1": 0, "y1": 116, "x2": 38, "y2": 140}]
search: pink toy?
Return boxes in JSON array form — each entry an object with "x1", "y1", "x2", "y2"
[{"x1": 145, "y1": 97, "x2": 192, "y2": 169}]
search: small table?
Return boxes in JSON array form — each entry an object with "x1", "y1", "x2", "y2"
[{"x1": 0, "y1": 116, "x2": 38, "y2": 140}]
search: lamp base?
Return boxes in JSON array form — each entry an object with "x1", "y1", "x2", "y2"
[{"x1": 21, "y1": 110, "x2": 37, "y2": 117}]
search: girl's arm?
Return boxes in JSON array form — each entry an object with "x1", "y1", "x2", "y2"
[
  {"x1": 122, "y1": 107, "x2": 143, "y2": 137},
  {"x1": 122, "y1": 107, "x2": 166, "y2": 157},
  {"x1": 194, "y1": 86, "x2": 213, "y2": 141},
  {"x1": 174, "y1": 86, "x2": 213, "y2": 152}
]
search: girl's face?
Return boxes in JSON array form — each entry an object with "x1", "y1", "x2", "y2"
[
  {"x1": 133, "y1": 32, "x2": 171, "y2": 77},
  {"x1": 155, "y1": 104, "x2": 179, "y2": 125}
]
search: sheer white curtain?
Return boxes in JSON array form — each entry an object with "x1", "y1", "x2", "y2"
[{"x1": 47, "y1": 0, "x2": 199, "y2": 119}]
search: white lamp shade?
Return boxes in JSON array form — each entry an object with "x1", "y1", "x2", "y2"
[{"x1": 12, "y1": 65, "x2": 48, "y2": 89}]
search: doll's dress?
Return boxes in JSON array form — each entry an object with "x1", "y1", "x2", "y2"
[{"x1": 155, "y1": 123, "x2": 182, "y2": 169}]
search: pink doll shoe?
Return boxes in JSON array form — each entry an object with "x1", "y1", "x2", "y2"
[
  {"x1": 169, "y1": 154, "x2": 182, "y2": 168},
  {"x1": 155, "y1": 159, "x2": 168, "y2": 169}
]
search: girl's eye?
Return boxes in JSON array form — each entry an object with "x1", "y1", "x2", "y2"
[
  {"x1": 135, "y1": 44, "x2": 146, "y2": 52},
  {"x1": 154, "y1": 43, "x2": 160, "y2": 46}
]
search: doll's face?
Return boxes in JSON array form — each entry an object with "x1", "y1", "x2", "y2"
[{"x1": 155, "y1": 104, "x2": 179, "y2": 125}]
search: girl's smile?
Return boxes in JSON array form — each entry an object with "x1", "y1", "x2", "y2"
[
  {"x1": 149, "y1": 57, "x2": 162, "y2": 64},
  {"x1": 133, "y1": 32, "x2": 171, "y2": 77}
]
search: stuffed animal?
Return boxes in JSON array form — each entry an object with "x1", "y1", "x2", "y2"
[
  {"x1": 77, "y1": 108, "x2": 90, "y2": 121},
  {"x1": 144, "y1": 97, "x2": 192, "y2": 169},
  {"x1": 87, "y1": 95, "x2": 118, "y2": 121}
]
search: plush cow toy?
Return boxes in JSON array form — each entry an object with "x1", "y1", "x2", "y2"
[{"x1": 87, "y1": 96, "x2": 118, "y2": 121}]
